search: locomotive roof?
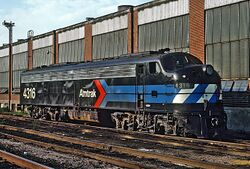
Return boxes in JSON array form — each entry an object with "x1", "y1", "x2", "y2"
[{"x1": 22, "y1": 51, "x2": 188, "y2": 75}]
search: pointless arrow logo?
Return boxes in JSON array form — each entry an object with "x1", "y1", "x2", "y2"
[{"x1": 93, "y1": 80, "x2": 106, "y2": 108}]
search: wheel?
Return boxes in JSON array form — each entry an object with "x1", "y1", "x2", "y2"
[
  {"x1": 98, "y1": 110, "x2": 115, "y2": 128},
  {"x1": 44, "y1": 113, "x2": 51, "y2": 120},
  {"x1": 154, "y1": 123, "x2": 165, "y2": 134},
  {"x1": 122, "y1": 120, "x2": 128, "y2": 130}
]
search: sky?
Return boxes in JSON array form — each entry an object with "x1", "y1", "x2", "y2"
[{"x1": 0, "y1": 0, "x2": 148, "y2": 45}]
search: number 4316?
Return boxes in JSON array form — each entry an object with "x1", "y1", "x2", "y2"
[{"x1": 23, "y1": 88, "x2": 36, "y2": 99}]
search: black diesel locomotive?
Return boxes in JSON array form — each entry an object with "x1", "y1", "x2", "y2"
[{"x1": 20, "y1": 50, "x2": 227, "y2": 138}]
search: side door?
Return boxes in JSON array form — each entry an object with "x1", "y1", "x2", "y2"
[
  {"x1": 136, "y1": 63, "x2": 146, "y2": 112},
  {"x1": 145, "y1": 61, "x2": 164, "y2": 111}
]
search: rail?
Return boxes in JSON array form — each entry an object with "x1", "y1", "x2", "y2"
[{"x1": 0, "y1": 150, "x2": 52, "y2": 169}]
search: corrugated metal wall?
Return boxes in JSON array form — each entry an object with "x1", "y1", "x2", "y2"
[
  {"x1": 93, "y1": 29, "x2": 128, "y2": 60},
  {"x1": 32, "y1": 35, "x2": 53, "y2": 68},
  {"x1": 58, "y1": 27, "x2": 85, "y2": 63},
  {"x1": 13, "y1": 52, "x2": 28, "y2": 88},
  {"x1": 33, "y1": 47, "x2": 53, "y2": 67},
  {"x1": 92, "y1": 14, "x2": 128, "y2": 60},
  {"x1": 205, "y1": 1, "x2": 250, "y2": 79},
  {"x1": 59, "y1": 39, "x2": 84, "y2": 63},
  {"x1": 138, "y1": 15, "x2": 189, "y2": 52},
  {"x1": 13, "y1": 43, "x2": 28, "y2": 89},
  {"x1": 0, "y1": 56, "x2": 9, "y2": 88},
  {"x1": 137, "y1": 0, "x2": 189, "y2": 53},
  {"x1": 0, "y1": 48, "x2": 9, "y2": 89}
]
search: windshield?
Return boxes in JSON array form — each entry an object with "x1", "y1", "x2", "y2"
[{"x1": 160, "y1": 53, "x2": 202, "y2": 71}]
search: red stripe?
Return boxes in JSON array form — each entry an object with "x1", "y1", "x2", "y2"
[{"x1": 94, "y1": 80, "x2": 106, "y2": 108}]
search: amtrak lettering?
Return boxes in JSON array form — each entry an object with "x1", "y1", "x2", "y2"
[{"x1": 79, "y1": 89, "x2": 97, "y2": 98}]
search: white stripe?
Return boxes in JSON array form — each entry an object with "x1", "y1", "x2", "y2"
[
  {"x1": 138, "y1": 0, "x2": 189, "y2": 25},
  {"x1": 172, "y1": 84, "x2": 198, "y2": 103},
  {"x1": 205, "y1": 0, "x2": 245, "y2": 9},
  {"x1": 13, "y1": 43, "x2": 28, "y2": 54},
  {"x1": 0, "y1": 48, "x2": 9, "y2": 57},
  {"x1": 58, "y1": 27, "x2": 84, "y2": 44},
  {"x1": 33, "y1": 35, "x2": 53, "y2": 49},
  {"x1": 92, "y1": 15, "x2": 128, "y2": 36}
]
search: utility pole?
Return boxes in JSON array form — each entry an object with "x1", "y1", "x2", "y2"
[{"x1": 2, "y1": 20, "x2": 15, "y2": 111}]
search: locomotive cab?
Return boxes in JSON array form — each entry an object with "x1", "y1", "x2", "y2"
[{"x1": 160, "y1": 52, "x2": 221, "y2": 84}]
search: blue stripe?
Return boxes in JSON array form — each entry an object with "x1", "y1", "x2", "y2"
[
  {"x1": 144, "y1": 85, "x2": 178, "y2": 94},
  {"x1": 144, "y1": 94, "x2": 176, "y2": 104},
  {"x1": 100, "y1": 80, "x2": 178, "y2": 94},
  {"x1": 100, "y1": 80, "x2": 136, "y2": 93},
  {"x1": 99, "y1": 80, "x2": 218, "y2": 105},
  {"x1": 209, "y1": 93, "x2": 218, "y2": 103},
  {"x1": 184, "y1": 84, "x2": 208, "y2": 103},
  {"x1": 100, "y1": 94, "x2": 136, "y2": 107}
]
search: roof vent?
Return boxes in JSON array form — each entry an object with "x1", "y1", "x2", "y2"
[
  {"x1": 27, "y1": 30, "x2": 34, "y2": 38},
  {"x1": 18, "y1": 39, "x2": 25, "y2": 42},
  {"x1": 86, "y1": 17, "x2": 94, "y2": 21},
  {"x1": 118, "y1": 5, "x2": 133, "y2": 11}
]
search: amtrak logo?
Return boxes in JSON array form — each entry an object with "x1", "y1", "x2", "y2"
[
  {"x1": 79, "y1": 89, "x2": 96, "y2": 98},
  {"x1": 78, "y1": 80, "x2": 106, "y2": 108}
]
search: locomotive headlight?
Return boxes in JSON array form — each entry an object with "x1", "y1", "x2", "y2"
[{"x1": 203, "y1": 65, "x2": 214, "y2": 76}]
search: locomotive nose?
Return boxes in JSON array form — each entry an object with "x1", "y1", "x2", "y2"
[{"x1": 173, "y1": 64, "x2": 220, "y2": 83}]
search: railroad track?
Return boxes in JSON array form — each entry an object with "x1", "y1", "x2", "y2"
[
  {"x1": 1, "y1": 114, "x2": 249, "y2": 151},
  {"x1": 0, "y1": 149, "x2": 52, "y2": 169},
  {"x1": 0, "y1": 124, "x2": 233, "y2": 169},
  {"x1": 0, "y1": 114, "x2": 249, "y2": 168}
]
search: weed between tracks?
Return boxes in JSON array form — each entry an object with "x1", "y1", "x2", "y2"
[{"x1": 0, "y1": 110, "x2": 28, "y2": 117}]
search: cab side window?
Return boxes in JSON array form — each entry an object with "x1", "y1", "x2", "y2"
[{"x1": 149, "y1": 62, "x2": 161, "y2": 74}]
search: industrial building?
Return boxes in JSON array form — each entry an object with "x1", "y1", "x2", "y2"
[{"x1": 0, "y1": 0, "x2": 249, "y2": 121}]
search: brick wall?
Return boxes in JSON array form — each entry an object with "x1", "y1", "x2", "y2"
[
  {"x1": 84, "y1": 23, "x2": 92, "y2": 61},
  {"x1": 52, "y1": 31, "x2": 59, "y2": 64},
  {"x1": 0, "y1": 94, "x2": 9, "y2": 103},
  {"x1": 127, "y1": 11, "x2": 133, "y2": 54},
  {"x1": 28, "y1": 38, "x2": 33, "y2": 70},
  {"x1": 133, "y1": 10, "x2": 139, "y2": 53},
  {"x1": 12, "y1": 94, "x2": 20, "y2": 104},
  {"x1": 189, "y1": 0, "x2": 205, "y2": 63}
]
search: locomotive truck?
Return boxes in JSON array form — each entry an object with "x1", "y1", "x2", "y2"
[{"x1": 20, "y1": 49, "x2": 227, "y2": 138}]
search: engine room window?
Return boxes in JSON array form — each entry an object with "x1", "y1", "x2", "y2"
[
  {"x1": 149, "y1": 62, "x2": 160, "y2": 74},
  {"x1": 137, "y1": 64, "x2": 144, "y2": 74}
]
